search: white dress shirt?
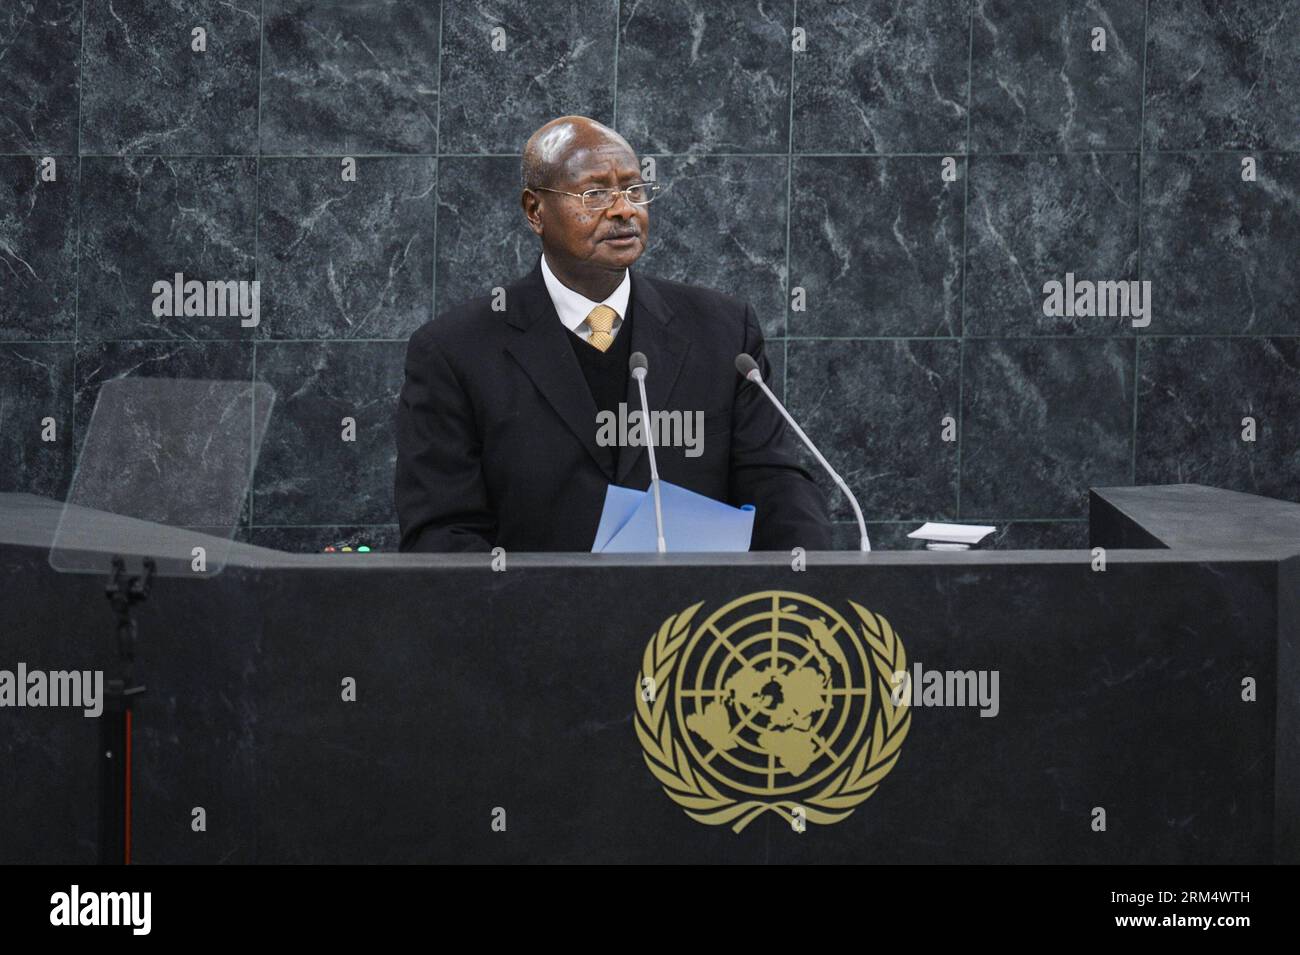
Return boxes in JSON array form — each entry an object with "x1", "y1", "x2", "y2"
[{"x1": 539, "y1": 251, "x2": 630, "y2": 344}]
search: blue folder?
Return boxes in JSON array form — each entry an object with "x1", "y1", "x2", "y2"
[{"x1": 592, "y1": 481, "x2": 755, "y2": 553}]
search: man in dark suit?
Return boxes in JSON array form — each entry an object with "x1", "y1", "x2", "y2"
[{"x1": 395, "y1": 115, "x2": 832, "y2": 552}]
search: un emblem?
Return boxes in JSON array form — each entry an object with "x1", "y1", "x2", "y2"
[{"x1": 635, "y1": 591, "x2": 911, "y2": 832}]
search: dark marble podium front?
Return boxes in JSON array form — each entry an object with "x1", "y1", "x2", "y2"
[{"x1": 1, "y1": 484, "x2": 1296, "y2": 864}]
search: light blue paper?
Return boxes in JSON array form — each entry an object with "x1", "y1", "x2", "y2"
[
  {"x1": 592, "y1": 480, "x2": 755, "y2": 553},
  {"x1": 592, "y1": 484, "x2": 644, "y2": 552}
]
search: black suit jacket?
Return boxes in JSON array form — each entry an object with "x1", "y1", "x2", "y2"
[{"x1": 395, "y1": 257, "x2": 833, "y2": 552}]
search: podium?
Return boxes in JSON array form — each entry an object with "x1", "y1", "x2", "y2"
[{"x1": 1, "y1": 484, "x2": 1297, "y2": 863}]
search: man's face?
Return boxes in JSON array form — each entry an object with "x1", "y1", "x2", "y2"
[{"x1": 524, "y1": 139, "x2": 649, "y2": 273}]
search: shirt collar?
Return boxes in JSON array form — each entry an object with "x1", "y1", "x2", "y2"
[{"x1": 539, "y1": 251, "x2": 631, "y2": 334}]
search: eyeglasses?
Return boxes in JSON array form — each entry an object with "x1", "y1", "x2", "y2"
[{"x1": 529, "y1": 181, "x2": 662, "y2": 211}]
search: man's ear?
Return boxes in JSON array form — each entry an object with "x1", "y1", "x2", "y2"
[{"x1": 521, "y1": 190, "x2": 544, "y2": 236}]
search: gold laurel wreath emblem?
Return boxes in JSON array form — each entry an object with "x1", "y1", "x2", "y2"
[{"x1": 634, "y1": 596, "x2": 911, "y2": 833}]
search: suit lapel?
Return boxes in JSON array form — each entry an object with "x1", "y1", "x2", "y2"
[
  {"x1": 503, "y1": 259, "x2": 610, "y2": 477},
  {"x1": 615, "y1": 270, "x2": 690, "y2": 484},
  {"x1": 503, "y1": 257, "x2": 692, "y2": 486}
]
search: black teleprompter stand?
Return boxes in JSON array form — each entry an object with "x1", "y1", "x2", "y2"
[{"x1": 100, "y1": 555, "x2": 153, "y2": 865}]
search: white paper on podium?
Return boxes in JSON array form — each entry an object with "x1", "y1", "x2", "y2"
[
  {"x1": 907, "y1": 521, "x2": 996, "y2": 545},
  {"x1": 592, "y1": 481, "x2": 755, "y2": 552}
]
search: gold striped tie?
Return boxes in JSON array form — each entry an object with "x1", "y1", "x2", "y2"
[{"x1": 585, "y1": 305, "x2": 618, "y2": 352}]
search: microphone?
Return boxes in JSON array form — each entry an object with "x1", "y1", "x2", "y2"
[
  {"x1": 629, "y1": 352, "x2": 667, "y2": 553},
  {"x1": 734, "y1": 353, "x2": 871, "y2": 552}
]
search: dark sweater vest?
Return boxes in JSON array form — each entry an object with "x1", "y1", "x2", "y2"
[{"x1": 566, "y1": 301, "x2": 633, "y2": 475}]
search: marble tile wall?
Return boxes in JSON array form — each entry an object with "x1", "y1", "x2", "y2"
[{"x1": 2, "y1": 0, "x2": 1297, "y2": 551}]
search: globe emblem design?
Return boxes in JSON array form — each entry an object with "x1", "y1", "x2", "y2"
[{"x1": 674, "y1": 592, "x2": 875, "y2": 797}]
